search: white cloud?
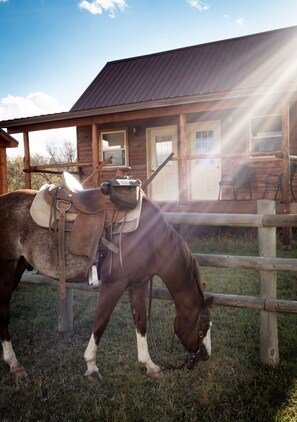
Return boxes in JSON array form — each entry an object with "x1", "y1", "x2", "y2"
[
  {"x1": 187, "y1": 0, "x2": 210, "y2": 11},
  {"x1": 0, "y1": 92, "x2": 75, "y2": 158},
  {"x1": 236, "y1": 17, "x2": 244, "y2": 26},
  {"x1": 0, "y1": 92, "x2": 65, "y2": 120},
  {"x1": 79, "y1": 0, "x2": 127, "y2": 18}
]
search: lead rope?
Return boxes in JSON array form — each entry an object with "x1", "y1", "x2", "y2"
[
  {"x1": 56, "y1": 198, "x2": 72, "y2": 300},
  {"x1": 148, "y1": 278, "x2": 185, "y2": 370}
]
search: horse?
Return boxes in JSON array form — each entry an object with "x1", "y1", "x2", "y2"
[{"x1": 0, "y1": 178, "x2": 212, "y2": 380}]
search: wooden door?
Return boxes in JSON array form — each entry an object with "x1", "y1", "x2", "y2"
[
  {"x1": 147, "y1": 126, "x2": 179, "y2": 201},
  {"x1": 187, "y1": 121, "x2": 221, "y2": 200}
]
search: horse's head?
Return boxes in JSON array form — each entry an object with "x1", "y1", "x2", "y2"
[{"x1": 174, "y1": 296, "x2": 213, "y2": 369}]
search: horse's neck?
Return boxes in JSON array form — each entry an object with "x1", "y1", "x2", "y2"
[{"x1": 156, "y1": 228, "x2": 203, "y2": 313}]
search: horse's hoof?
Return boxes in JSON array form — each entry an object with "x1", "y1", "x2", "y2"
[
  {"x1": 84, "y1": 370, "x2": 102, "y2": 381},
  {"x1": 11, "y1": 366, "x2": 27, "y2": 379},
  {"x1": 147, "y1": 370, "x2": 162, "y2": 379}
]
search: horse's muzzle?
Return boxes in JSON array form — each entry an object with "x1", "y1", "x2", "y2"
[{"x1": 185, "y1": 344, "x2": 209, "y2": 369}]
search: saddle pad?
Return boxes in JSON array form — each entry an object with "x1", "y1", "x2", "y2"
[
  {"x1": 112, "y1": 191, "x2": 143, "y2": 234},
  {"x1": 30, "y1": 184, "x2": 77, "y2": 228}
]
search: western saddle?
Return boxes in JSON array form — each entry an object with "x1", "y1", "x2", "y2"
[{"x1": 34, "y1": 172, "x2": 141, "y2": 299}]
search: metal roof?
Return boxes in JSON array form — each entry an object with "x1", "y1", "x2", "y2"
[
  {"x1": 1, "y1": 26, "x2": 297, "y2": 131},
  {"x1": 71, "y1": 26, "x2": 297, "y2": 112}
]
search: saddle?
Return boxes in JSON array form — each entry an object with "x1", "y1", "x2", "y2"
[{"x1": 30, "y1": 172, "x2": 142, "y2": 298}]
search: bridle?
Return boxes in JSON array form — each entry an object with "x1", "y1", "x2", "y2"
[{"x1": 148, "y1": 278, "x2": 210, "y2": 370}]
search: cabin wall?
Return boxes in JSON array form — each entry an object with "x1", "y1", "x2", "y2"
[
  {"x1": 77, "y1": 116, "x2": 179, "y2": 185},
  {"x1": 76, "y1": 100, "x2": 297, "y2": 205}
]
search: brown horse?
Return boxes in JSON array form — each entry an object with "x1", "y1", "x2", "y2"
[{"x1": 0, "y1": 180, "x2": 212, "y2": 379}]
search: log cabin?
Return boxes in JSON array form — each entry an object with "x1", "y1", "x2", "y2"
[
  {"x1": 1, "y1": 26, "x2": 297, "y2": 226},
  {"x1": 0, "y1": 129, "x2": 18, "y2": 194}
]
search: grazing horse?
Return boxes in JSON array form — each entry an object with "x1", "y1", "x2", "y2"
[{"x1": 0, "y1": 181, "x2": 212, "y2": 379}]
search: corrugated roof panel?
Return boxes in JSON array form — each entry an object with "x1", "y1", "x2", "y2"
[{"x1": 70, "y1": 26, "x2": 297, "y2": 112}]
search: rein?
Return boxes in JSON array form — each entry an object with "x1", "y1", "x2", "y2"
[{"x1": 148, "y1": 278, "x2": 204, "y2": 370}]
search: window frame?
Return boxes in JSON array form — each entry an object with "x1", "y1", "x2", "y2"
[
  {"x1": 249, "y1": 114, "x2": 282, "y2": 158},
  {"x1": 99, "y1": 129, "x2": 128, "y2": 168}
]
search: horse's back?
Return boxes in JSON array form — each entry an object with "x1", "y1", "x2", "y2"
[
  {"x1": 0, "y1": 189, "x2": 36, "y2": 212},
  {"x1": 0, "y1": 190, "x2": 37, "y2": 253}
]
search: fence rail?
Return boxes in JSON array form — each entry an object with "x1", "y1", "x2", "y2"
[{"x1": 20, "y1": 199, "x2": 297, "y2": 366}]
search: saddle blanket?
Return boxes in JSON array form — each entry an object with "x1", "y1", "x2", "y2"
[
  {"x1": 30, "y1": 184, "x2": 77, "y2": 228},
  {"x1": 30, "y1": 183, "x2": 143, "y2": 235}
]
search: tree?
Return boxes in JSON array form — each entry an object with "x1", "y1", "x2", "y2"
[{"x1": 8, "y1": 140, "x2": 77, "y2": 191}]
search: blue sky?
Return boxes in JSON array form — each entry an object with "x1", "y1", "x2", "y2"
[{"x1": 1, "y1": 0, "x2": 297, "y2": 156}]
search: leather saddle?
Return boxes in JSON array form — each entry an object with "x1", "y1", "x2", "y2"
[
  {"x1": 30, "y1": 173, "x2": 142, "y2": 296},
  {"x1": 41, "y1": 173, "x2": 125, "y2": 262}
]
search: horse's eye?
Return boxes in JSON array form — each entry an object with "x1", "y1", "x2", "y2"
[{"x1": 199, "y1": 331, "x2": 204, "y2": 338}]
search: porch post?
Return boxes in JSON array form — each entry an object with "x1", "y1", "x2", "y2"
[
  {"x1": 281, "y1": 102, "x2": 290, "y2": 202},
  {"x1": 0, "y1": 147, "x2": 8, "y2": 193},
  {"x1": 179, "y1": 113, "x2": 188, "y2": 205},
  {"x1": 23, "y1": 131, "x2": 31, "y2": 189},
  {"x1": 281, "y1": 102, "x2": 292, "y2": 247},
  {"x1": 91, "y1": 124, "x2": 100, "y2": 186}
]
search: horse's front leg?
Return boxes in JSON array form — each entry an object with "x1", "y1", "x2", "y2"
[
  {"x1": 1, "y1": 340, "x2": 27, "y2": 378},
  {"x1": 84, "y1": 280, "x2": 127, "y2": 380},
  {"x1": 84, "y1": 333, "x2": 101, "y2": 380},
  {"x1": 128, "y1": 283, "x2": 161, "y2": 379}
]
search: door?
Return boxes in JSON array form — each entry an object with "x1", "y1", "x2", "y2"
[
  {"x1": 147, "y1": 126, "x2": 179, "y2": 201},
  {"x1": 187, "y1": 121, "x2": 221, "y2": 200}
]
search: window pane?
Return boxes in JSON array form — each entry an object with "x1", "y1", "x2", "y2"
[
  {"x1": 251, "y1": 115, "x2": 282, "y2": 152},
  {"x1": 155, "y1": 135, "x2": 172, "y2": 167},
  {"x1": 102, "y1": 132, "x2": 125, "y2": 150},
  {"x1": 103, "y1": 150, "x2": 125, "y2": 166},
  {"x1": 251, "y1": 115, "x2": 281, "y2": 137},
  {"x1": 195, "y1": 130, "x2": 214, "y2": 153},
  {"x1": 252, "y1": 136, "x2": 281, "y2": 152}
]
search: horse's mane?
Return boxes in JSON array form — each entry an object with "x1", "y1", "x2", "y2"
[{"x1": 144, "y1": 197, "x2": 206, "y2": 303}]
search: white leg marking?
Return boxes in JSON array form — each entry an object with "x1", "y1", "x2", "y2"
[
  {"x1": 84, "y1": 334, "x2": 102, "y2": 379},
  {"x1": 136, "y1": 330, "x2": 161, "y2": 377},
  {"x1": 202, "y1": 322, "x2": 212, "y2": 357},
  {"x1": 2, "y1": 341, "x2": 26, "y2": 375}
]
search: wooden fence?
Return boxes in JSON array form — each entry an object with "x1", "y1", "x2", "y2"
[{"x1": 20, "y1": 200, "x2": 297, "y2": 366}]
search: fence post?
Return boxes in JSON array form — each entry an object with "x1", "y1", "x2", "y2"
[
  {"x1": 257, "y1": 200, "x2": 279, "y2": 365},
  {"x1": 58, "y1": 288, "x2": 74, "y2": 332}
]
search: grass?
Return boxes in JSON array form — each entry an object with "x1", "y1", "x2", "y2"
[{"x1": 0, "y1": 235, "x2": 296, "y2": 421}]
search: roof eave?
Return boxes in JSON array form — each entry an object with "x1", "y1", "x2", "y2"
[
  {"x1": 1, "y1": 86, "x2": 297, "y2": 132},
  {"x1": 0, "y1": 129, "x2": 19, "y2": 148}
]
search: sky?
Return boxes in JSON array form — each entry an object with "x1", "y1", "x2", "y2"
[{"x1": 1, "y1": 0, "x2": 297, "y2": 157}]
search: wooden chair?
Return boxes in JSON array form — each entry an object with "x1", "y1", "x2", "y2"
[
  {"x1": 262, "y1": 161, "x2": 297, "y2": 201},
  {"x1": 218, "y1": 164, "x2": 254, "y2": 200}
]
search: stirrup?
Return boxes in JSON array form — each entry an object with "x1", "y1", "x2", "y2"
[{"x1": 88, "y1": 265, "x2": 100, "y2": 288}]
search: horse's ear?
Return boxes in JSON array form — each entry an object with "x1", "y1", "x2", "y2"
[
  {"x1": 204, "y1": 296, "x2": 214, "y2": 309},
  {"x1": 202, "y1": 282, "x2": 206, "y2": 292}
]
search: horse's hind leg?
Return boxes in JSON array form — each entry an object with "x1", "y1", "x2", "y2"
[
  {"x1": 0, "y1": 260, "x2": 27, "y2": 378},
  {"x1": 128, "y1": 283, "x2": 161, "y2": 378}
]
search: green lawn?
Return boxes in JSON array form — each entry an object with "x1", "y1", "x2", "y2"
[{"x1": 0, "y1": 236, "x2": 296, "y2": 422}]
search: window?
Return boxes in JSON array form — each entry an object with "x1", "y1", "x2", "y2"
[
  {"x1": 100, "y1": 130, "x2": 127, "y2": 167},
  {"x1": 155, "y1": 133, "x2": 173, "y2": 167},
  {"x1": 195, "y1": 129, "x2": 215, "y2": 165},
  {"x1": 250, "y1": 115, "x2": 282, "y2": 154}
]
